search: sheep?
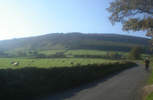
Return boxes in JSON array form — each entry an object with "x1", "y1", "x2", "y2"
[{"x1": 12, "y1": 62, "x2": 19, "y2": 66}]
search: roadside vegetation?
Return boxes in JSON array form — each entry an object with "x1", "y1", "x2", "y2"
[
  {"x1": 147, "y1": 60, "x2": 153, "y2": 85},
  {"x1": 145, "y1": 60, "x2": 153, "y2": 100},
  {"x1": 0, "y1": 61, "x2": 136, "y2": 100}
]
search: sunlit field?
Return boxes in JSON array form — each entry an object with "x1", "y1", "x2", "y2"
[
  {"x1": 0, "y1": 58, "x2": 117, "y2": 69},
  {"x1": 39, "y1": 50, "x2": 66, "y2": 55},
  {"x1": 40, "y1": 49, "x2": 128, "y2": 56}
]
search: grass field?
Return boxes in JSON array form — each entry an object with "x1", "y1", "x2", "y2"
[
  {"x1": 0, "y1": 49, "x2": 148, "y2": 70},
  {"x1": 65, "y1": 50, "x2": 107, "y2": 55},
  {"x1": 40, "y1": 49, "x2": 128, "y2": 56},
  {"x1": 39, "y1": 50, "x2": 66, "y2": 55},
  {"x1": 0, "y1": 58, "x2": 117, "y2": 69},
  {"x1": 40, "y1": 50, "x2": 128, "y2": 56}
]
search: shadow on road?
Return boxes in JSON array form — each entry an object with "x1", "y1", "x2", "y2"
[{"x1": 38, "y1": 66, "x2": 138, "y2": 100}]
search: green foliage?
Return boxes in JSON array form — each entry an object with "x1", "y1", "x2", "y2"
[
  {"x1": 0, "y1": 61, "x2": 136, "y2": 100},
  {"x1": 107, "y1": 0, "x2": 153, "y2": 36},
  {"x1": 128, "y1": 47, "x2": 143, "y2": 59},
  {"x1": 146, "y1": 92, "x2": 153, "y2": 100},
  {"x1": 123, "y1": 18, "x2": 153, "y2": 33},
  {"x1": 39, "y1": 50, "x2": 66, "y2": 55},
  {"x1": 108, "y1": 0, "x2": 153, "y2": 51},
  {"x1": 39, "y1": 49, "x2": 144, "y2": 59},
  {"x1": 107, "y1": 52, "x2": 122, "y2": 59},
  {"x1": 35, "y1": 53, "x2": 47, "y2": 58},
  {"x1": 146, "y1": 61, "x2": 153, "y2": 100}
]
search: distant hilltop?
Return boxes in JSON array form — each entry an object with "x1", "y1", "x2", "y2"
[{"x1": 0, "y1": 33, "x2": 150, "y2": 52}]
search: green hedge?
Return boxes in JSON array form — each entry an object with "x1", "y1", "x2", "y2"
[{"x1": 0, "y1": 61, "x2": 136, "y2": 100}]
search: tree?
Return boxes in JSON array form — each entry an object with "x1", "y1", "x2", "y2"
[
  {"x1": 107, "y1": 52, "x2": 122, "y2": 59},
  {"x1": 129, "y1": 47, "x2": 143, "y2": 59},
  {"x1": 28, "y1": 50, "x2": 38, "y2": 57},
  {"x1": 107, "y1": 0, "x2": 153, "y2": 37}
]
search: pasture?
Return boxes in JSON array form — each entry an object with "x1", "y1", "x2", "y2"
[
  {"x1": 40, "y1": 49, "x2": 128, "y2": 56},
  {"x1": 0, "y1": 58, "x2": 117, "y2": 69},
  {"x1": 0, "y1": 49, "x2": 138, "y2": 100},
  {"x1": 65, "y1": 50, "x2": 107, "y2": 56},
  {"x1": 39, "y1": 50, "x2": 66, "y2": 55}
]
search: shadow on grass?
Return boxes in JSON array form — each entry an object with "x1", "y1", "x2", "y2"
[{"x1": 0, "y1": 61, "x2": 137, "y2": 100}]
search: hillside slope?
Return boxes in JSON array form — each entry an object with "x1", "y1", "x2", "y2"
[{"x1": 0, "y1": 33, "x2": 149, "y2": 52}]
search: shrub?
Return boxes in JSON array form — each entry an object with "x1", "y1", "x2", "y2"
[{"x1": 128, "y1": 46, "x2": 143, "y2": 59}]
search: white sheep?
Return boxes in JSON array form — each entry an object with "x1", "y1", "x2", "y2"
[{"x1": 12, "y1": 62, "x2": 19, "y2": 66}]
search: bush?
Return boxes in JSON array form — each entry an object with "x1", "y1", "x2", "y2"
[
  {"x1": 35, "y1": 54, "x2": 47, "y2": 58},
  {"x1": 0, "y1": 61, "x2": 136, "y2": 100},
  {"x1": 106, "y1": 52, "x2": 122, "y2": 59},
  {"x1": 128, "y1": 47, "x2": 143, "y2": 59}
]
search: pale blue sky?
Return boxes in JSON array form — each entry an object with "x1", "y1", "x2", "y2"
[{"x1": 0, "y1": 0, "x2": 147, "y2": 40}]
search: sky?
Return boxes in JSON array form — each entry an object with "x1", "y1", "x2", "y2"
[{"x1": 0, "y1": 0, "x2": 147, "y2": 40}]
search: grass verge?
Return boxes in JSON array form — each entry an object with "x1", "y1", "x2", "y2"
[
  {"x1": 0, "y1": 61, "x2": 136, "y2": 100},
  {"x1": 144, "y1": 61, "x2": 153, "y2": 100},
  {"x1": 146, "y1": 92, "x2": 153, "y2": 100}
]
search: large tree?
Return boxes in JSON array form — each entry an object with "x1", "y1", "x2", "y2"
[
  {"x1": 107, "y1": 0, "x2": 153, "y2": 38},
  {"x1": 128, "y1": 46, "x2": 143, "y2": 59}
]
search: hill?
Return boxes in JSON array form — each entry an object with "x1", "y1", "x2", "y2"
[{"x1": 0, "y1": 33, "x2": 150, "y2": 53}]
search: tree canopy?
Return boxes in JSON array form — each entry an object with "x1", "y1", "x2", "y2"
[
  {"x1": 107, "y1": 0, "x2": 153, "y2": 37},
  {"x1": 128, "y1": 46, "x2": 143, "y2": 59}
]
